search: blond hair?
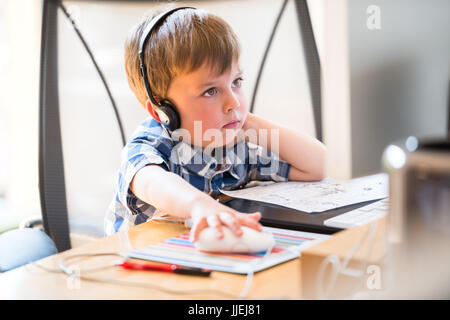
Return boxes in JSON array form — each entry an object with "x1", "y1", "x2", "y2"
[{"x1": 124, "y1": 7, "x2": 241, "y2": 107}]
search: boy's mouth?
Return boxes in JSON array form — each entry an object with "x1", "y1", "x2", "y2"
[{"x1": 222, "y1": 120, "x2": 240, "y2": 129}]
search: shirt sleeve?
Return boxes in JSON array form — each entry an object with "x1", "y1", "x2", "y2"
[
  {"x1": 247, "y1": 142, "x2": 291, "y2": 183},
  {"x1": 116, "y1": 139, "x2": 170, "y2": 216}
]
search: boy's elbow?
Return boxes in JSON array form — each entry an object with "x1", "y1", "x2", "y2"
[
  {"x1": 312, "y1": 142, "x2": 327, "y2": 180},
  {"x1": 289, "y1": 145, "x2": 327, "y2": 181},
  {"x1": 315, "y1": 144, "x2": 327, "y2": 180},
  {"x1": 304, "y1": 168, "x2": 326, "y2": 181},
  {"x1": 288, "y1": 166, "x2": 325, "y2": 182},
  {"x1": 309, "y1": 170, "x2": 326, "y2": 181}
]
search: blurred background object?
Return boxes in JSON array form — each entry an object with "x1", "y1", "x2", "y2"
[
  {"x1": 322, "y1": 0, "x2": 449, "y2": 179},
  {"x1": 383, "y1": 137, "x2": 450, "y2": 299}
]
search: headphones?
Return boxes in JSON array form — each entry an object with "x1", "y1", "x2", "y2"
[{"x1": 138, "y1": 7, "x2": 195, "y2": 132}]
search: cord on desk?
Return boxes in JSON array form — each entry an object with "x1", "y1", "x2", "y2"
[
  {"x1": 27, "y1": 252, "x2": 125, "y2": 275},
  {"x1": 238, "y1": 243, "x2": 275, "y2": 299},
  {"x1": 27, "y1": 252, "x2": 239, "y2": 299}
]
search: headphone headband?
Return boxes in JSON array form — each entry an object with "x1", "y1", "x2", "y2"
[{"x1": 138, "y1": 7, "x2": 195, "y2": 107}]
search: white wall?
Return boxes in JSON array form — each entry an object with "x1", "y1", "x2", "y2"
[
  {"x1": 321, "y1": 0, "x2": 353, "y2": 180},
  {"x1": 348, "y1": 0, "x2": 449, "y2": 177},
  {"x1": 0, "y1": 0, "x2": 42, "y2": 227}
]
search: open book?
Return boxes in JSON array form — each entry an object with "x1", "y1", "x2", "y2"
[{"x1": 220, "y1": 173, "x2": 389, "y2": 213}]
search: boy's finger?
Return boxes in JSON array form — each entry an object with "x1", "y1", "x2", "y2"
[
  {"x1": 247, "y1": 212, "x2": 262, "y2": 220},
  {"x1": 207, "y1": 215, "x2": 224, "y2": 239},
  {"x1": 219, "y1": 212, "x2": 242, "y2": 237},
  {"x1": 237, "y1": 215, "x2": 263, "y2": 232},
  {"x1": 191, "y1": 217, "x2": 207, "y2": 243}
]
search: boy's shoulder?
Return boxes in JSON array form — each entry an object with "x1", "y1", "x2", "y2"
[
  {"x1": 124, "y1": 116, "x2": 175, "y2": 159},
  {"x1": 130, "y1": 116, "x2": 169, "y2": 140},
  {"x1": 128, "y1": 117, "x2": 176, "y2": 146}
]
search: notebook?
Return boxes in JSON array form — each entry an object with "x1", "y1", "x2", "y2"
[{"x1": 126, "y1": 226, "x2": 331, "y2": 274}]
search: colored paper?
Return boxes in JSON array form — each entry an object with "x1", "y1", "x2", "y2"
[{"x1": 127, "y1": 226, "x2": 331, "y2": 274}]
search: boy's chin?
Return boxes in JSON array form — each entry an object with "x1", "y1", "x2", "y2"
[
  {"x1": 202, "y1": 132, "x2": 240, "y2": 149},
  {"x1": 201, "y1": 139, "x2": 234, "y2": 150},
  {"x1": 176, "y1": 126, "x2": 244, "y2": 149}
]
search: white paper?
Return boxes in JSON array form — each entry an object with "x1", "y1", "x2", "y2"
[{"x1": 220, "y1": 173, "x2": 389, "y2": 213}]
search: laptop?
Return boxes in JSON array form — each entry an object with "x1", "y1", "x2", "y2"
[{"x1": 222, "y1": 197, "x2": 382, "y2": 235}]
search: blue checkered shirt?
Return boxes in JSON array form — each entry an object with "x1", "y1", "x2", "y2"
[{"x1": 104, "y1": 117, "x2": 291, "y2": 235}]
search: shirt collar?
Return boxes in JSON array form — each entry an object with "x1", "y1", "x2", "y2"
[
  {"x1": 148, "y1": 118, "x2": 246, "y2": 178},
  {"x1": 171, "y1": 139, "x2": 247, "y2": 178}
]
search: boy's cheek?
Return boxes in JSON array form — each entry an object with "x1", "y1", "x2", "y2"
[
  {"x1": 241, "y1": 111, "x2": 250, "y2": 130},
  {"x1": 179, "y1": 111, "x2": 244, "y2": 147},
  {"x1": 176, "y1": 119, "x2": 220, "y2": 146}
]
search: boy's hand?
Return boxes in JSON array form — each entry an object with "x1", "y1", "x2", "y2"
[{"x1": 189, "y1": 197, "x2": 262, "y2": 243}]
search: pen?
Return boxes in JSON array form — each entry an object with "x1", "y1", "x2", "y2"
[{"x1": 116, "y1": 260, "x2": 211, "y2": 277}]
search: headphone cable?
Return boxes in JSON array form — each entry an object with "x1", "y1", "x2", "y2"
[
  {"x1": 58, "y1": 3, "x2": 126, "y2": 147},
  {"x1": 249, "y1": 0, "x2": 289, "y2": 113}
]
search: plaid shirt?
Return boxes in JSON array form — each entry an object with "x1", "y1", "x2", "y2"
[{"x1": 104, "y1": 117, "x2": 291, "y2": 235}]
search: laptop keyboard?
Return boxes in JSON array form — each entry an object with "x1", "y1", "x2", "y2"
[{"x1": 323, "y1": 198, "x2": 389, "y2": 229}]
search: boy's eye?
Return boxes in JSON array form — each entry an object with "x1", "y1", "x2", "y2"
[
  {"x1": 203, "y1": 88, "x2": 218, "y2": 97},
  {"x1": 232, "y1": 77, "x2": 243, "y2": 88}
]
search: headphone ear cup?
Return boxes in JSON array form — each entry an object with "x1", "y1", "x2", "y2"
[{"x1": 157, "y1": 100, "x2": 180, "y2": 131}]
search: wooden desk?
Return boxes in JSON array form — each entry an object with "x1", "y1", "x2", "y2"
[
  {"x1": 0, "y1": 216, "x2": 388, "y2": 300},
  {"x1": 0, "y1": 220, "x2": 303, "y2": 300}
]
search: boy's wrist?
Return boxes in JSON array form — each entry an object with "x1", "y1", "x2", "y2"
[
  {"x1": 242, "y1": 112, "x2": 258, "y2": 144},
  {"x1": 189, "y1": 195, "x2": 220, "y2": 223},
  {"x1": 242, "y1": 112, "x2": 256, "y2": 131}
]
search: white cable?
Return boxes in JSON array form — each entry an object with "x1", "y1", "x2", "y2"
[
  {"x1": 27, "y1": 252, "x2": 238, "y2": 299},
  {"x1": 36, "y1": 231, "x2": 283, "y2": 299},
  {"x1": 58, "y1": 252, "x2": 124, "y2": 276},
  {"x1": 239, "y1": 269, "x2": 254, "y2": 300},
  {"x1": 238, "y1": 242, "x2": 275, "y2": 299}
]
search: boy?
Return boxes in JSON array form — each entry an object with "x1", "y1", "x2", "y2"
[{"x1": 104, "y1": 7, "x2": 326, "y2": 242}]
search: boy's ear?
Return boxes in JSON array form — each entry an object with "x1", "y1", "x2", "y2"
[{"x1": 145, "y1": 99, "x2": 161, "y2": 123}]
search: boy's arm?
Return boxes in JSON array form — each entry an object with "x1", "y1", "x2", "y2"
[
  {"x1": 242, "y1": 113, "x2": 327, "y2": 181},
  {"x1": 130, "y1": 165, "x2": 262, "y2": 241},
  {"x1": 131, "y1": 164, "x2": 211, "y2": 220}
]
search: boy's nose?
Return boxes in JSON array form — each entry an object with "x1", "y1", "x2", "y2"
[{"x1": 223, "y1": 91, "x2": 240, "y2": 113}]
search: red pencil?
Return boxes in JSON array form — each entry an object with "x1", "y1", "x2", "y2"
[{"x1": 117, "y1": 260, "x2": 211, "y2": 276}]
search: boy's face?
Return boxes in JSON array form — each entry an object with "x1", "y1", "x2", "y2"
[{"x1": 166, "y1": 60, "x2": 248, "y2": 149}]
